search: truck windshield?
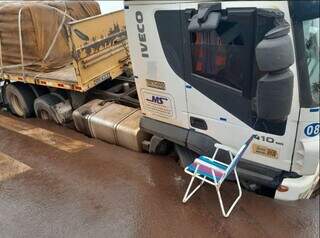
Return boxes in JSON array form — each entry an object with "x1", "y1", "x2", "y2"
[
  {"x1": 303, "y1": 18, "x2": 319, "y2": 105},
  {"x1": 289, "y1": 1, "x2": 320, "y2": 107}
]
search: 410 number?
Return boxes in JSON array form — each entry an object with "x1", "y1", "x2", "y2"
[{"x1": 254, "y1": 135, "x2": 283, "y2": 146}]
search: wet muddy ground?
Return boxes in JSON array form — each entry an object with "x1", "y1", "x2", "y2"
[{"x1": 0, "y1": 112, "x2": 319, "y2": 238}]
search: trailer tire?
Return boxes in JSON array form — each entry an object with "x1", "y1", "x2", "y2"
[
  {"x1": 5, "y1": 83, "x2": 36, "y2": 118},
  {"x1": 34, "y1": 94, "x2": 62, "y2": 124}
]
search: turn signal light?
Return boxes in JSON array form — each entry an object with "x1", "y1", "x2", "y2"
[{"x1": 277, "y1": 185, "x2": 289, "y2": 192}]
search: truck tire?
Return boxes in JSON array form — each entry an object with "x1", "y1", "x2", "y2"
[
  {"x1": 149, "y1": 135, "x2": 172, "y2": 155},
  {"x1": 34, "y1": 94, "x2": 62, "y2": 124},
  {"x1": 5, "y1": 83, "x2": 36, "y2": 118},
  {"x1": 34, "y1": 93, "x2": 73, "y2": 125}
]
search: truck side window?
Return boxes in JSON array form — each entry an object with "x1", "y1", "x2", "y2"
[
  {"x1": 191, "y1": 12, "x2": 254, "y2": 92},
  {"x1": 192, "y1": 22, "x2": 252, "y2": 90},
  {"x1": 303, "y1": 18, "x2": 320, "y2": 106}
]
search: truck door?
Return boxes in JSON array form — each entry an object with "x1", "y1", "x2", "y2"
[
  {"x1": 183, "y1": 5, "x2": 256, "y2": 135},
  {"x1": 181, "y1": 2, "x2": 300, "y2": 171}
]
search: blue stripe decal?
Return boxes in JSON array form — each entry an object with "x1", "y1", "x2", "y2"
[
  {"x1": 310, "y1": 108, "x2": 319, "y2": 112},
  {"x1": 198, "y1": 156, "x2": 228, "y2": 170},
  {"x1": 220, "y1": 117, "x2": 227, "y2": 121}
]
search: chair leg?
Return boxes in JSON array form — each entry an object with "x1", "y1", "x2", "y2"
[
  {"x1": 216, "y1": 170, "x2": 242, "y2": 218},
  {"x1": 182, "y1": 175, "x2": 205, "y2": 203}
]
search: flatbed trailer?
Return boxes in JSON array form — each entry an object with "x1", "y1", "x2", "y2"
[{"x1": 0, "y1": 9, "x2": 137, "y2": 123}]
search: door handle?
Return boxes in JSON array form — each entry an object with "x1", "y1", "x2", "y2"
[{"x1": 190, "y1": 117, "x2": 208, "y2": 130}]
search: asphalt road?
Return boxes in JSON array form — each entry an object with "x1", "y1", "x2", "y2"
[{"x1": 0, "y1": 112, "x2": 319, "y2": 238}]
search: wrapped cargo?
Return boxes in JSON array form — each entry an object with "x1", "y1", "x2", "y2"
[{"x1": 0, "y1": 1, "x2": 100, "y2": 72}]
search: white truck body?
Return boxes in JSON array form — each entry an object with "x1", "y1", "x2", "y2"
[{"x1": 125, "y1": 1, "x2": 319, "y2": 200}]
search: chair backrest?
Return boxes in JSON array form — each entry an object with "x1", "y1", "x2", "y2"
[{"x1": 221, "y1": 135, "x2": 255, "y2": 182}]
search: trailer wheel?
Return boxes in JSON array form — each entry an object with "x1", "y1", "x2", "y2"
[
  {"x1": 34, "y1": 93, "x2": 73, "y2": 125},
  {"x1": 5, "y1": 83, "x2": 36, "y2": 118},
  {"x1": 34, "y1": 94, "x2": 62, "y2": 124}
]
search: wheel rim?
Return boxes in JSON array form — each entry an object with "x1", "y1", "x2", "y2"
[{"x1": 10, "y1": 94, "x2": 24, "y2": 117}]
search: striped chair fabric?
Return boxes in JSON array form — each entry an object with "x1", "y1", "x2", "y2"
[
  {"x1": 185, "y1": 156, "x2": 227, "y2": 183},
  {"x1": 182, "y1": 135, "x2": 255, "y2": 218}
]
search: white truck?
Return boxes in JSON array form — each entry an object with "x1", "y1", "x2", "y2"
[
  {"x1": 0, "y1": 1, "x2": 319, "y2": 201},
  {"x1": 124, "y1": 0, "x2": 319, "y2": 200}
]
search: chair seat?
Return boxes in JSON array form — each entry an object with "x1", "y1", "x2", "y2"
[
  {"x1": 183, "y1": 135, "x2": 255, "y2": 217},
  {"x1": 185, "y1": 156, "x2": 227, "y2": 183}
]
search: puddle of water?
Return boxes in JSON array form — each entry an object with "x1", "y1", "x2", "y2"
[
  {"x1": 0, "y1": 115, "x2": 93, "y2": 153},
  {"x1": 0, "y1": 152, "x2": 32, "y2": 182}
]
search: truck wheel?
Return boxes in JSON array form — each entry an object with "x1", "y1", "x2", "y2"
[
  {"x1": 149, "y1": 135, "x2": 171, "y2": 155},
  {"x1": 34, "y1": 93, "x2": 73, "y2": 125},
  {"x1": 34, "y1": 94, "x2": 62, "y2": 124},
  {"x1": 5, "y1": 83, "x2": 36, "y2": 118}
]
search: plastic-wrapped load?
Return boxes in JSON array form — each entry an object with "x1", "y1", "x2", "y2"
[{"x1": 0, "y1": 1, "x2": 100, "y2": 72}]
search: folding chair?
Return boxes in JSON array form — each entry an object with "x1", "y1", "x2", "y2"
[{"x1": 182, "y1": 135, "x2": 255, "y2": 218}]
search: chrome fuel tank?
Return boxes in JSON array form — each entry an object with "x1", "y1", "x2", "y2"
[
  {"x1": 73, "y1": 99, "x2": 112, "y2": 136},
  {"x1": 73, "y1": 100, "x2": 150, "y2": 151}
]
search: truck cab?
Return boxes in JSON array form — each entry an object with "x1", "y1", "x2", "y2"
[{"x1": 124, "y1": 1, "x2": 319, "y2": 200}]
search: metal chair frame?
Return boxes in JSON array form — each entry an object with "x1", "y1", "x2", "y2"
[{"x1": 182, "y1": 136, "x2": 254, "y2": 218}]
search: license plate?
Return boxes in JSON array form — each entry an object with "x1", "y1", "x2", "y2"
[{"x1": 252, "y1": 144, "x2": 279, "y2": 159}]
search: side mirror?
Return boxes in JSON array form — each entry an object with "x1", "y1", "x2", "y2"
[
  {"x1": 188, "y1": 3, "x2": 221, "y2": 32},
  {"x1": 197, "y1": 3, "x2": 221, "y2": 23},
  {"x1": 256, "y1": 26, "x2": 294, "y2": 72},
  {"x1": 256, "y1": 70, "x2": 294, "y2": 121},
  {"x1": 256, "y1": 24, "x2": 295, "y2": 122}
]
